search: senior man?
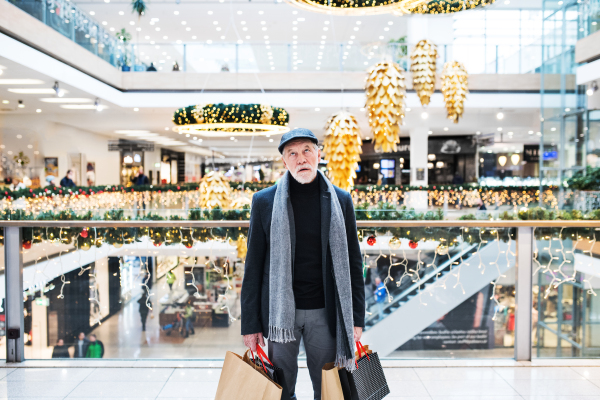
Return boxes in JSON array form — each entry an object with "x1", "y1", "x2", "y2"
[{"x1": 241, "y1": 128, "x2": 365, "y2": 400}]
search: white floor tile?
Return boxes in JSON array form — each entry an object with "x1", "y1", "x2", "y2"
[
  {"x1": 507, "y1": 379, "x2": 600, "y2": 396},
  {"x1": 421, "y1": 379, "x2": 520, "y2": 396},
  {"x1": 430, "y1": 397, "x2": 523, "y2": 400},
  {"x1": 384, "y1": 368, "x2": 421, "y2": 381},
  {"x1": 387, "y1": 380, "x2": 431, "y2": 397},
  {"x1": 0, "y1": 380, "x2": 80, "y2": 397},
  {"x1": 414, "y1": 367, "x2": 502, "y2": 381},
  {"x1": 494, "y1": 367, "x2": 586, "y2": 380},
  {"x1": 157, "y1": 381, "x2": 219, "y2": 398},
  {"x1": 83, "y1": 367, "x2": 174, "y2": 382},
  {"x1": 5, "y1": 367, "x2": 94, "y2": 381},
  {"x1": 521, "y1": 397, "x2": 600, "y2": 400},
  {"x1": 573, "y1": 367, "x2": 600, "y2": 380},
  {"x1": 168, "y1": 368, "x2": 221, "y2": 382},
  {"x1": 66, "y1": 381, "x2": 166, "y2": 398},
  {"x1": 0, "y1": 369, "x2": 16, "y2": 381}
]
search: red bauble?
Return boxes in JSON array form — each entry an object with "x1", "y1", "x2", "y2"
[
  {"x1": 22, "y1": 240, "x2": 32, "y2": 250},
  {"x1": 367, "y1": 235, "x2": 377, "y2": 246},
  {"x1": 153, "y1": 242, "x2": 162, "y2": 247},
  {"x1": 184, "y1": 242, "x2": 193, "y2": 249},
  {"x1": 408, "y1": 240, "x2": 418, "y2": 249},
  {"x1": 80, "y1": 229, "x2": 89, "y2": 238}
]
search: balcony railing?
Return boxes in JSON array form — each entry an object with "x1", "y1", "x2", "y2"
[{"x1": 1, "y1": 219, "x2": 599, "y2": 361}]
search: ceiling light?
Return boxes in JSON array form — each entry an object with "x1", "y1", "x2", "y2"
[
  {"x1": 36, "y1": 109, "x2": 42, "y2": 113},
  {"x1": 421, "y1": 112, "x2": 428, "y2": 120},
  {"x1": 89, "y1": 11, "x2": 95, "y2": 15},
  {"x1": 497, "y1": 127, "x2": 503, "y2": 131},
  {"x1": 587, "y1": 81, "x2": 598, "y2": 96},
  {"x1": 1, "y1": 79, "x2": 45, "y2": 85},
  {"x1": 1, "y1": 100, "x2": 8, "y2": 104},
  {"x1": 315, "y1": 107, "x2": 320, "y2": 111},
  {"x1": 511, "y1": 154, "x2": 520, "y2": 165},
  {"x1": 498, "y1": 155, "x2": 507, "y2": 167},
  {"x1": 496, "y1": 111, "x2": 504, "y2": 120},
  {"x1": 476, "y1": 131, "x2": 481, "y2": 135},
  {"x1": 40, "y1": 98, "x2": 92, "y2": 103},
  {"x1": 133, "y1": 108, "x2": 139, "y2": 112},
  {"x1": 118, "y1": 11, "x2": 124, "y2": 15},
  {"x1": 528, "y1": 130, "x2": 534, "y2": 134},
  {"x1": 61, "y1": 105, "x2": 108, "y2": 110},
  {"x1": 94, "y1": 98, "x2": 103, "y2": 112},
  {"x1": 174, "y1": 10, "x2": 179, "y2": 15},
  {"x1": 443, "y1": 127, "x2": 449, "y2": 131}
]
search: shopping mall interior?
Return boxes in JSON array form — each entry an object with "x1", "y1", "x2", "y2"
[{"x1": 0, "y1": 0, "x2": 600, "y2": 398}]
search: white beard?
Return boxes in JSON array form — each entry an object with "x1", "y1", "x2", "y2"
[{"x1": 290, "y1": 166, "x2": 317, "y2": 184}]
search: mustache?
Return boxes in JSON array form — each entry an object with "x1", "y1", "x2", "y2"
[{"x1": 295, "y1": 165, "x2": 313, "y2": 173}]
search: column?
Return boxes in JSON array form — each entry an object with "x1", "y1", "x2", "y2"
[{"x1": 410, "y1": 127, "x2": 429, "y2": 186}]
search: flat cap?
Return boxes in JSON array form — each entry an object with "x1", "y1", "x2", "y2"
[{"x1": 278, "y1": 128, "x2": 319, "y2": 154}]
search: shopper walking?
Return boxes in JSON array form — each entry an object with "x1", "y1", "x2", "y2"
[
  {"x1": 73, "y1": 332, "x2": 89, "y2": 358},
  {"x1": 166, "y1": 270, "x2": 176, "y2": 291},
  {"x1": 131, "y1": 167, "x2": 150, "y2": 185},
  {"x1": 241, "y1": 129, "x2": 365, "y2": 400},
  {"x1": 374, "y1": 277, "x2": 386, "y2": 321},
  {"x1": 85, "y1": 334, "x2": 104, "y2": 358},
  {"x1": 138, "y1": 291, "x2": 152, "y2": 331},
  {"x1": 183, "y1": 300, "x2": 195, "y2": 338},
  {"x1": 60, "y1": 170, "x2": 76, "y2": 187},
  {"x1": 51, "y1": 339, "x2": 70, "y2": 358}
]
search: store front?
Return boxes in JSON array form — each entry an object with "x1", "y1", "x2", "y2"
[
  {"x1": 160, "y1": 148, "x2": 185, "y2": 184},
  {"x1": 108, "y1": 139, "x2": 154, "y2": 186}
]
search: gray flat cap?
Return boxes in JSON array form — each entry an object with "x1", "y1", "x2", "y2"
[{"x1": 278, "y1": 128, "x2": 318, "y2": 154}]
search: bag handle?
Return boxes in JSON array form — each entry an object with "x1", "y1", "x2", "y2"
[
  {"x1": 256, "y1": 345, "x2": 274, "y2": 367},
  {"x1": 246, "y1": 348, "x2": 268, "y2": 375},
  {"x1": 356, "y1": 341, "x2": 370, "y2": 362}
]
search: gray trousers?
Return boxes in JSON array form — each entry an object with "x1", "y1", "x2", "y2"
[{"x1": 268, "y1": 308, "x2": 336, "y2": 400}]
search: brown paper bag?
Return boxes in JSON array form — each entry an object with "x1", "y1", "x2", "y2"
[
  {"x1": 215, "y1": 351, "x2": 282, "y2": 400},
  {"x1": 321, "y1": 362, "x2": 344, "y2": 400}
]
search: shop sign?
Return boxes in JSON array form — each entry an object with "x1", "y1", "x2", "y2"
[
  {"x1": 523, "y1": 145, "x2": 540, "y2": 162},
  {"x1": 35, "y1": 297, "x2": 49, "y2": 307},
  {"x1": 428, "y1": 136, "x2": 476, "y2": 154}
]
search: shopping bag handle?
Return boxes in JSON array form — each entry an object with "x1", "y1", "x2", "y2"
[
  {"x1": 256, "y1": 345, "x2": 274, "y2": 367},
  {"x1": 356, "y1": 341, "x2": 370, "y2": 361}
]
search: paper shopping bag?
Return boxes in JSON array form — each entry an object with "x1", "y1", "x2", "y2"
[
  {"x1": 249, "y1": 346, "x2": 293, "y2": 400},
  {"x1": 322, "y1": 362, "x2": 345, "y2": 400},
  {"x1": 215, "y1": 351, "x2": 282, "y2": 400},
  {"x1": 351, "y1": 342, "x2": 390, "y2": 400}
]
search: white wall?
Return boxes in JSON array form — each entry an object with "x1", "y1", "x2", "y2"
[{"x1": 0, "y1": 114, "x2": 120, "y2": 185}]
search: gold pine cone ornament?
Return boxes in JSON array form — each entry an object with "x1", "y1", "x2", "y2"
[
  {"x1": 365, "y1": 61, "x2": 406, "y2": 153},
  {"x1": 441, "y1": 61, "x2": 468, "y2": 123},
  {"x1": 199, "y1": 171, "x2": 232, "y2": 209},
  {"x1": 410, "y1": 40, "x2": 437, "y2": 106},
  {"x1": 323, "y1": 111, "x2": 363, "y2": 191}
]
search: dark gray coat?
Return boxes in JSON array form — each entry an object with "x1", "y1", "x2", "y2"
[{"x1": 241, "y1": 174, "x2": 365, "y2": 338}]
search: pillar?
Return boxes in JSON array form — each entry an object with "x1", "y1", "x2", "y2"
[{"x1": 410, "y1": 127, "x2": 429, "y2": 186}]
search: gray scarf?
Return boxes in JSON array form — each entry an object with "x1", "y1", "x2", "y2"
[{"x1": 269, "y1": 170, "x2": 356, "y2": 371}]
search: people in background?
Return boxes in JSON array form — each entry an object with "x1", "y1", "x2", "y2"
[
  {"x1": 172, "y1": 61, "x2": 180, "y2": 71},
  {"x1": 146, "y1": 62, "x2": 157, "y2": 72},
  {"x1": 477, "y1": 198, "x2": 487, "y2": 211},
  {"x1": 183, "y1": 300, "x2": 195, "y2": 338},
  {"x1": 73, "y1": 332, "x2": 89, "y2": 358},
  {"x1": 86, "y1": 163, "x2": 95, "y2": 186},
  {"x1": 51, "y1": 339, "x2": 70, "y2": 358},
  {"x1": 374, "y1": 277, "x2": 386, "y2": 322},
  {"x1": 452, "y1": 172, "x2": 464, "y2": 185},
  {"x1": 166, "y1": 270, "x2": 176, "y2": 291},
  {"x1": 60, "y1": 170, "x2": 76, "y2": 187},
  {"x1": 85, "y1": 334, "x2": 104, "y2": 358},
  {"x1": 138, "y1": 290, "x2": 152, "y2": 331},
  {"x1": 131, "y1": 167, "x2": 150, "y2": 185}
]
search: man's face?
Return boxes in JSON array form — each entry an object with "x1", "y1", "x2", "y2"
[
  {"x1": 138, "y1": 167, "x2": 144, "y2": 175},
  {"x1": 282, "y1": 139, "x2": 321, "y2": 184},
  {"x1": 67, "y1": 172, "x2": 73, "y2": 179},
  {"x1": 89, "y1": 336, "x2": 96, "y2": 343},
  {"x1": 57, "y1": 339, "x2": 64, "y2": 346},
  {"x1": 78, "y1": 333, "x2": 85, "y2": 340}
]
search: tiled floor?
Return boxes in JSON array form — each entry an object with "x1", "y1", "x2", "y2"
[{"x1": 1, "y1": 361, "x2": 600, "y2": 399}]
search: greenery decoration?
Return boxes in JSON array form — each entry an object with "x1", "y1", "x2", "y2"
[
  {"x1": 131, "y1": 0, "x2": 146, "y2": 17},
  {"x1": 172, "y1": 103, "x2": 289, "y2": 133},
  {"x1": 13, "y1": 152, "x2": 30, "y2": 167},
  {"x1": 116, "y1": 28, "x2": 132, "y2": 43},
  {"x1": 409, "y1": 0, "x2": 496, "y2": 14},
  {"x1": 566, "y1": 166, "x2": 600, "y2": 191}
]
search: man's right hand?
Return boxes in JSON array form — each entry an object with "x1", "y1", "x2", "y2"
[{"x1": 243, "y1": 332, "x2": 265, "y2": 352}]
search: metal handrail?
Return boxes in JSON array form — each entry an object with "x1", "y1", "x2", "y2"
[{"x1": 0, "y1": 220, "x2": 599, "y2": 228}]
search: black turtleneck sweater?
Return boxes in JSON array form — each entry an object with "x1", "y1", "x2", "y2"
[{"x1": 289, "y1": 174, "x2": 324, "y2": 310}]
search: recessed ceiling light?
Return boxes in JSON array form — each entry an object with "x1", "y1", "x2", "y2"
[
  {"x1": 125, "y1": 132, "x2": 159, "y2": 137},
  {"x1": 315, "y1": 107, "x2": 320, "y2": 111},
  {"x1": 36, "y1": 109, "x2": 42, "y2": 113},
  {"x1": 174, "y1": 10, "x2": 179, "y2": 15},
  {"x1": 208, "y1": 11, "x2": 213, "y2": 14},
  {"x1": 133, "y1": 108, "x2": 139, "y2": 111},
  {"x1": 1, "y1": 100, "x2": 8, "y2": 104},
  {"x1": 40, "y1": 98, "x2": 92, "y2": 103},
  {"x1": 1, "y1": 79, "x2": 45, "y2": 85},
  {"x1": 115, "y1": 130, "x2": 149, "y2": 134},
  {"x1": 118, "y1": 11, "x2": 124, "y2": 15},
  {"x1": 444, "y1": 127, "x2": 449, "y2": 131},
  {"x1": 89, "y1": 11, "x2": 95, "y2": 15}
]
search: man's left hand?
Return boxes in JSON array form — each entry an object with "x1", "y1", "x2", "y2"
[{"x1": 354, "y1": 327, "x2": 363, "y2": 342}]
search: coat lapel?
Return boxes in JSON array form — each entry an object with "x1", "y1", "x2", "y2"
[{"x1": 319, "y1": 175, "x2": 331, "y2": 268}]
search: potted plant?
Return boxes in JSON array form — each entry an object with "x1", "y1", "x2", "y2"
[{"x1": 116, "y1": 28, "x2": 133, "y2": 71}]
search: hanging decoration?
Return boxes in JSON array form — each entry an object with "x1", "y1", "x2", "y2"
[
  {"x1": 410, "y1": 40, "x2": 437, "y2": 107},
  {"x1": 365, "y1": 61, "x2": 406, "y2": 153},
  {"x1": 409, "y1": 0, "x2": 495, "y2": 14},
  {"x1": 441, "y1": 61, "x2": 468, "y2": 123},
  {"x1": 367, "y1": 235, "x2": 377, "y2": 246},
  {"x1": 172, "y1": 103, "x2": 290, "y2": 137},
  {"x1": 284, "y1": 0, "x2": 428, "y2": 15},
  {"x1": 323, "y1": 111, "x2": 363, "y2": 191},
  {"x1": 131, "y1": 0, "x2": 147, "y2": 17},
  {"x1": 408, "y1": 240, "x2": 418, "y2": 249},
  {"x1": 199, "y1": 172, "x2": 232, "y2": 209},
  {"x1": 388, "y1": 236, "x2": 402, "y2": 250}
]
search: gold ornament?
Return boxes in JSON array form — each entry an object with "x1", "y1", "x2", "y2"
[
  {"x1": 230, "y1": 196, "x2": 252, "y2": 210},
  {"x1": 323, "y1": 111, "x2": 363, "y2": 191},
  {"x1": 365, "y1": 61, "x2": 406, "y2": 153},
  {"x1": 441, "y1": 61, "x2": 468, "y2": 123},
  {"x1": 389, "y1": 236, "x2": 402, "y2": 250},
  {"x1": 410, "y1": 40, "x2": 437, "y2": 106},
  {"x1": 236, "y1": 235, "x2": 248, "y2": 261},
  {"x1": 191, "y1": 104, "x2": 206, "y2": 123},
  {"x1": 437, "y1": 243, "x2": 449, "y2": 255},
  {"x1": 199, "y1": 171, "x2": 232, "y2": 209},
  {"x1": 285, "y1": 0, "x2": 429, "y2": 16},
  {"x1": 259, "y1": 104, "x2": 273, "y2": 125},
  {"x1": 409, "y1": 0, "x2": 496, "y2": 14}
]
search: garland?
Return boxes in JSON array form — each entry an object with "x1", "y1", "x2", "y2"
[
  {"x1": 409, "y1": 0, "x2": 495, "y2": 14},
  {"x1": 172, "y1": 103, "x2": 289, "y2": 128},
  {"x1": 566, "y1": 166, "x2": 600, "y2": 191}
]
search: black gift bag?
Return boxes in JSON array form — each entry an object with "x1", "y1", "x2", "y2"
[
  {"x1": 252, "y1": 346, "x2": 293, "y2": 400},
  {"x1": 350, "y1": 342, "x2": 390, "y2": 400},
  {"x1": 338, "y1": 368, "x2": 359, "y2": 400}
]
